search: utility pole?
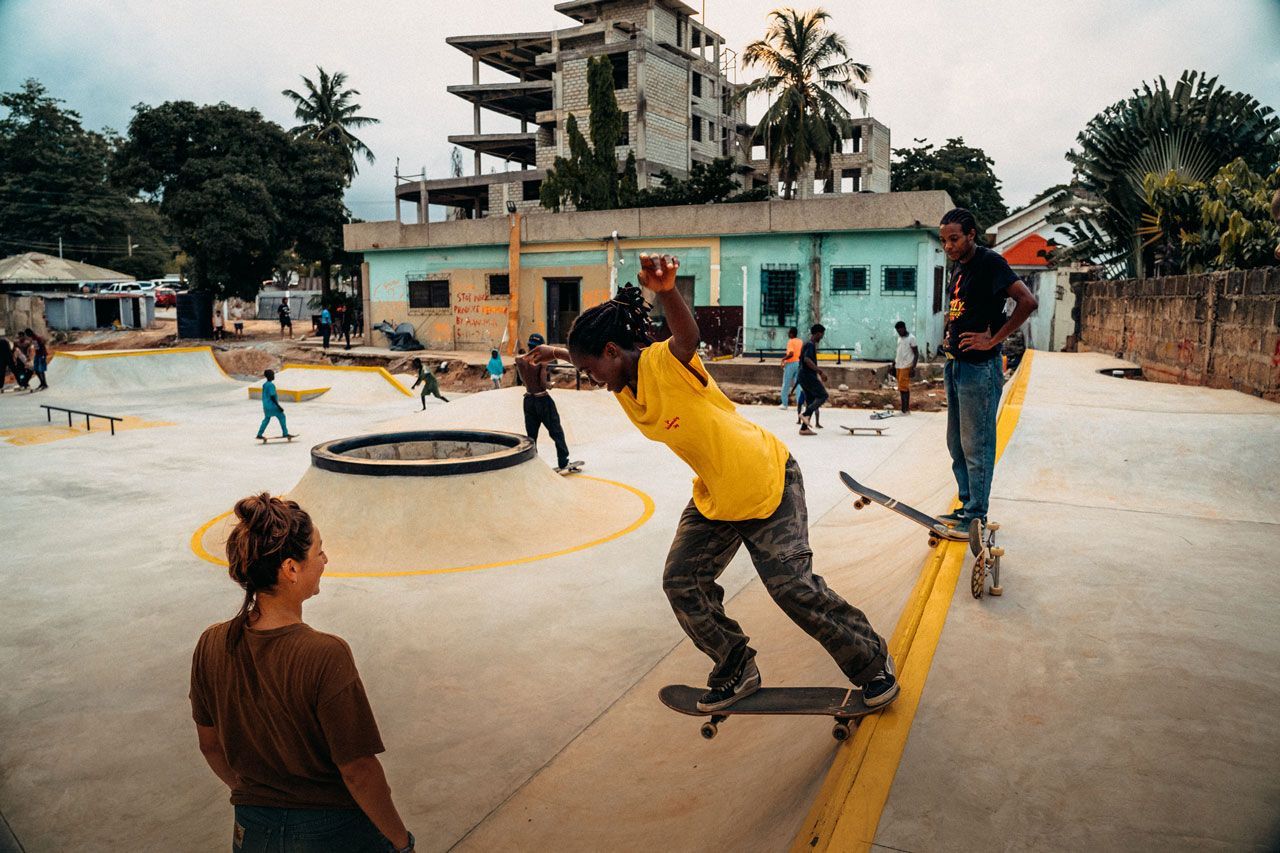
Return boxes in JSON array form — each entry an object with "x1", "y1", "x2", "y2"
[
  {"x1": 127, "y1": 234, "x2": 133, "y2": 257},
  {"x1": 58, "y1": 236, "x2": 63, "y2": 258}
]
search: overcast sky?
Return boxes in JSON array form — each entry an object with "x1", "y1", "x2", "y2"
[{"x1": 2, "y1": 0, "x2": 1278, "y2": 223}]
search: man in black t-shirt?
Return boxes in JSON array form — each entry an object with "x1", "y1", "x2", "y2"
[
  {"x1": 797, "y1": 323, "x2": 828, "y2": 436},
  {"x1": 937, "y1": 208, "x2": 1038, "y2": 534}
]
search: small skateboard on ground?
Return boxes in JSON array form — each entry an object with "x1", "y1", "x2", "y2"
[
  {"x1": 257, "y1": 434, "x2": 299, "y2": 444},
  {"x1": 870, "y1": 409, "x2": 899, "y2": 420},
  {"x1": 840, "y1": 472, "x2": 1004, "y2": 597},
  {"x1": 841, "y1": 425, "x2": 888, "y2": 437},
  {"x1": 658, "y1": 684, "x2": 879, "y2": 741},
  {"x1": 555, "y1": 460, "x2": 585, "y2": 475}
]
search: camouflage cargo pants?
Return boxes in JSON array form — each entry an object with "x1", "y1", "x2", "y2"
[{"x1": 663, "y1": 455, "x2": 888, "y2": 688}]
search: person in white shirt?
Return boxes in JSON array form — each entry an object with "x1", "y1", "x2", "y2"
[{"x1": 893, "y1": 321, "x2": 919, "y2": 414}]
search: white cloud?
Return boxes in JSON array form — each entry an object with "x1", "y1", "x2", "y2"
[{"x1": 3, "y1": 0, "x2": 1278, "y2": 222}]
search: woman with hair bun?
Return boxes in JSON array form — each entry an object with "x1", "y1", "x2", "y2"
[{"x1": 190, "y1": 493, "x2": 415, "y2": 853}]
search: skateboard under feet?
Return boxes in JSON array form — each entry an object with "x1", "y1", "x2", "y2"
[
  {"x1": 257, "y1": 433, "x2": 299, "y2": 444},
  {"x1": 555, "y1": 460, "x2": 585, "y2": 475},
  {"x1": 659, "y1": 684, "x2": 881, "y2": 741}
]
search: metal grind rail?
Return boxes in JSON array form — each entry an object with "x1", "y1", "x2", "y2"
[{"x1": 40, "y1": 404, "x2": 123, "y2": 435}]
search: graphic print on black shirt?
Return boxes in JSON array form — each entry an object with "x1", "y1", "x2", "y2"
[{"x1": 943, "y1": 245, "x2": 1020, "y2": 363}]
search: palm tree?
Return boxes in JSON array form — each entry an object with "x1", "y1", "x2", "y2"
[
  {"x1": 282, "y1": 67, "x2": 380, "y2": 185},
  {"x1": 737, "y1": 8, "x2": 870, "y2": 199},
  {"x1": 1056, "y1": 71, "x2": 1280, "y2": 278}
]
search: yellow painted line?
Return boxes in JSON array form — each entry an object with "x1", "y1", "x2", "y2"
[
  {"x1": 51, "y1": 346, "x2": 234, "y2": 379},
  {"x1": 190, "y1": 474, "x2": 655, "y2": 578},
  {"x1": 0, "y1": 417, "x2": 175, "y2": 446},
  {"x1": 281, "y1": 362, "x2": 413, "y2": 396},
  {"x1": 792, "y1": 351, "x2": 1035, "y2": 853},
  {"x1": 248, "y1": 387, "x2": 330, "y2": 403}
]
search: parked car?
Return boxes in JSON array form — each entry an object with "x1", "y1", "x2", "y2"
[
  {"x1": 101, "y1": 282, "x2": 143, "y2": 294},
  {"x1": 154, "y1": 287, "x2": 177, "y2": 307}
]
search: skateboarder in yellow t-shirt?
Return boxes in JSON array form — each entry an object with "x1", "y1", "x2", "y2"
[{"x1": 525, "y1": 254, "x2": 897, "y2": 713}]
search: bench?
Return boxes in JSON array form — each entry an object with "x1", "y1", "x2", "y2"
[{"x1": 40, "y1": 404, "x2": 123, "y2": 435}]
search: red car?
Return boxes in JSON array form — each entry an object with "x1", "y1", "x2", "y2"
[{"x1": 154, "y1": 287, "x2": 177, "y2": 307}]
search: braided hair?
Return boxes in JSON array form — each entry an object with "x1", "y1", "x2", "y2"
[
  {"x1": 223, "y1": 492, "x2": 314, "y2": 651},
  {"x1": 940, "y1": 207, "x2": 978, "y2": 237},
  {"x1": 566, "y1": 284, "x2": 654, "y2": 357}
]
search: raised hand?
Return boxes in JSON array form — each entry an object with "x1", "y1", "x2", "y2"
[
  {"x1": 637, "y1": 253, "x2": 679, "y2": 294},
  {"x1": 523, "y1": 344, "x2": 561, "y2": 365}
]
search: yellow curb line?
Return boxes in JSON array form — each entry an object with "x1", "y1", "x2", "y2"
[
  {"x1": 189, "y1": 474, "x2": 654, "y2": 578},
  {"x1": 281, "y1": 362, "x2": 413, "y2": 396},
  {"x1": 248, "y1": 387, "x2": 330, "y2": 403},
  {"x1": 792, "y1": 351, "x2": 1034, "y2": 853}
]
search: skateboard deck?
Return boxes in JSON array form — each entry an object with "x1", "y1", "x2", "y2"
[
  {"x1": 841, "y1": 425, "x2": 888, "y2": 436},
  {"x1": 258, "y1": 433, "x2": 299, "y2": 444},
  {"x1": 870, "y1": 409, "x2": 898, "y2": 420},
  {"x1": 840, "y1": 472, "x2": 967, "y2": 544},
  {"x1": 659, "y1": 684, "x2": 878, "y2": 740},
  {"x1": 556, "y1": 460, "x2": 585, "y2": 475}
]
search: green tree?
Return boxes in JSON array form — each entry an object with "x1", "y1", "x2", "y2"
[
  {"x1": 0, "y1": 79, "x2": 172, "y2": 276},
  {"x1": 540, "y1": 56, "x2": 631, "y2": 212},
  {"x1": 1137, "y1": 159, "x2": 1280, "y2": 274},
  {"x1": 282, "y1": 67, "x2": 380, "y2": 185},
  {"x1": 1057, "y1": 70, "x2": 1280, "y2": 278},
  {"x1": 636, "y1": 157, "x2": 770, "y2": 207},
  {"x1": 890, "y1": 137, "x2": 1009, "y2": 234},
  {"x1": 114, "y1": 101, "x2": 347, "y2": 299},
  {"x1": 737, "y1": 8, "x2": 869, "y2": 199}
]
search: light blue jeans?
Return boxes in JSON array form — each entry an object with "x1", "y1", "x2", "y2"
[
  {"x1": 944, "y1": 357, "x2": 1004, "y2": 520},
  {"x1": 780, "y1": 361, "x2": 800, "y2": 406},
  {"x1": 257, "y1": 410, "x2": 288, "y2": 437}
]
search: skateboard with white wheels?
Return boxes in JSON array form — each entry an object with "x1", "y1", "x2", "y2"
[
  {"x1": 658, "y1": 684, "x2": 882, "y2": 741},
  {"x1": 841, "y1": 425, "x2": 888, "y2": 437},
  {"x1": 967, "y1": 518, "x2": 1005, "y2": 599},
  {"x1": 840, "y1": 472, "x2": 967, "y2": 547},
  {"x1": 555, "y1": 460, "x2": 585, "y2": 475},
  {"x1": 257, "y1": 433, "x2": 299, "y2": 444}
]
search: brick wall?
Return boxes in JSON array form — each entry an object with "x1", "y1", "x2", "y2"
[{"x1": 1078, "y1": 268, "x2": 1280, "y2": 400}]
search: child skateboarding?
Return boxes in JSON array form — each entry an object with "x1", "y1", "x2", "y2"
[
  {"x1": 410, "y1": 358, "x2": 449, "y2": 408},
  {"x1": 515, "y1": 333, "x2": 575, "y2": 473},
  {"x1": 255, "y1": 369, "x2": 293, "y2": 441},
  {"x1": 525, "y1": 254, "x2": 897, "y2": 713}
]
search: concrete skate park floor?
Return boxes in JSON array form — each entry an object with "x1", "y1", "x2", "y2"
[{"x1": 1, "y1": 350, "x2": 1278, "y2": 851}]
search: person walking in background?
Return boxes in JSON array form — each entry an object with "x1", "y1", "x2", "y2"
[
  {"x1": 410, "y1": 358, "x2": 449, "y2": 408},
  {"x1": 893, "y1": 321, "x2": 919, "y2": 415},
  {"x1": 22, "y1": 329, "x2": 48, "y2": 391},
  {"x1": 336, "y1": 304, "x2": 352, "y2": 350},
  {"x1": 797, "y1": 324, "x2": 828, "y2": 436},
  {"x1": 779, "y1": 326, "x2": 802, "y2": 411},
  {"x1": 319, "y1": 306, "x2": 333, "y2": 351},
  {"x1": 230, "y1": 300, "x2": 245, "y2": 339},
  {"x1": 278, "y1": 301, "x2": 294, "y2": 339},
  {"x1": 10, "y1": 333, "x2": 32, "y2": 390},
  {"x1": 190, "y1": 493, "x2": 415, "y2": 852},
  {"x1": 486, "y1": 349, "x2": 504, "y2": 389},
  {"x1": 213, "y1": 302, "x2": 225, "y2": 341},
  {"x1": 255, "y1": 369, "x2": 292, "y2": 440}
]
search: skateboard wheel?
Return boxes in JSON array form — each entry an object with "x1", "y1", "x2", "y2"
[
  {"x1": 990, "y1": 547, "x2": 1005, "y2": 557},
  {"x1": 927, "y1": 537, "x2": 939, "y2": 548},
  {"x1": 832, "y1": 722, "x2": 851, "y2": 741},
  {"x1": 700, "y1": 722, "x2": 718, "y2": 740},
  {"x1": 990, "y1": 585, "x2": 1004, "y2": 596},
  {"x1": 988, "y1": 522, "x2": 1000, "y2": 532},
  {"x1": 853, "y1": 499, "x2": 866, "y2": 510}
]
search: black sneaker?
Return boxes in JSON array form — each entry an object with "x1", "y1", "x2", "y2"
[
  {"x1": 862, "y1": 655, "x2": 899, "y2": 708},
  {"x1": 696, "y1": 658, "x2": 761, "y2": 712}
]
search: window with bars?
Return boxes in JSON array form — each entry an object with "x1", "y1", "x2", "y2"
[
  {"x1": 409, "y1": 277, "x2": 450, "y2": 309},
  {"x1": 831, "y1": 266, "x2": 869, "y2": 294},
  {"x1": 882, "y1": 267, "x2": 917, "y2": 294},
  {"x1": 488, "y1": 274, "x2": 510, "y2": 297},
  {"x1": 759, "y1": 265, "x2": 799, "y2": 327},
  {"x1": 692, "y1": 116, "x2": 702, "y2": 142}
]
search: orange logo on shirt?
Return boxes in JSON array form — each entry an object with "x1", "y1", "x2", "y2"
[{"x1": 664, "y1": 417, "x2": 681, "y2": 430}]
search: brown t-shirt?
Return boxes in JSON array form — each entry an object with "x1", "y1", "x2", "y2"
[{"x1": 189, "y1": 620, "x2": 385, "y2": 809}]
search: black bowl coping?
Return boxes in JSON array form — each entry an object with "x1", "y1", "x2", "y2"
[{"x1": 311, "y1": 430, "x2": 537, "y2": 477}]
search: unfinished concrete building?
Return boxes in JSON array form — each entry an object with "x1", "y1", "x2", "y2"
[{"x1": 395, "y1": 0, "x2": 890, "y2": 221}]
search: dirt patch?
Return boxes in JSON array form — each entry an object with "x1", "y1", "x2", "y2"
[{"x1": 213, "y1": 347, "x2": 281, "y2": 380}]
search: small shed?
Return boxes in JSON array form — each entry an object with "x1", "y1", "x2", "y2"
[
  {"x1": 0, "y1": 252, "x2": 135, "y2": 292},
  {"x1": 41, "y1": 292, "x2": 155, "y2": 330}
]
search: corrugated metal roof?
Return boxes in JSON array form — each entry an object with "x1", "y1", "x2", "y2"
[{"x1": 0, "y1": 252, "x2": 135, "y2": 284}]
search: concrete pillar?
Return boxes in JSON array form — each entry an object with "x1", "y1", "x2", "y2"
[
  {"x1": 417, "y1": 181, "x2": 428, "y2": 224},
  {"x1": 361, "y1": 261, "x2": 372, "y2": 345},
  {"x1": 473, "y1": 56, "x2": 482, "y2": 175},
  {"x1": 506, "y1": 213, "x2": 522, "y2": 355}
]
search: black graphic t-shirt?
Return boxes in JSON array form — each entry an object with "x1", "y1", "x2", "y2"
[
  {"x1": 799, "y1": 340, "x2": 820, "y2": 383},
  {"x1": 943, "y1": 245, "x2": 1020, "y2": 363}
]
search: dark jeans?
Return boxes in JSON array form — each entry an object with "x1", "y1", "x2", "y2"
[
  {"x1": 320, "y1": 323, "x2": 331, "y2": 349},
  {"x1": 523, "y1": 393, "x2": 570, "y2": 468},
  {"x1": 799, "y1": 376, "x2": 828, "y2": 418},
  {"x1": 232, "y1": 805, "x2": 391, "y2": 853},
  {"x1": 944, "y1": 356, "x2": 1004, "y2": 520},
  {"x1": 662, "y1": 456, "x2": 888, "y2": 688}
]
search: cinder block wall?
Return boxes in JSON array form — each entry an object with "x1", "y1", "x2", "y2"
[
  {"x1": 1078, "y1": 268, "x2": 1280, "y2": 400},
  {"x1": 1, "y1": 294, "x2": 50, "y2": 339}
]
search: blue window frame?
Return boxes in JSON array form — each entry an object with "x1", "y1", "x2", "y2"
[{"x1": 882, "y1": 267, "x2": 917, "y2": 294}]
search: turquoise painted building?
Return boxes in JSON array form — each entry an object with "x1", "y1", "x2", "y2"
[{"x1": 344, "y1": 191, "x2": 956, "y2": 360}]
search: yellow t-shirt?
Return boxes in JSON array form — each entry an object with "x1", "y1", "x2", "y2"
[{"x1": 616, "y1": 340, "x2": 789, "y2": 521}]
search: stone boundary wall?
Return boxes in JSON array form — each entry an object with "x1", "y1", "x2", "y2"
[
  {"x1": 1, "y1": 294, "x2": 49, "y2": 339},
  {"x1": 1078, "y1": 268, "x2": 1280, "y2": 400}
]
